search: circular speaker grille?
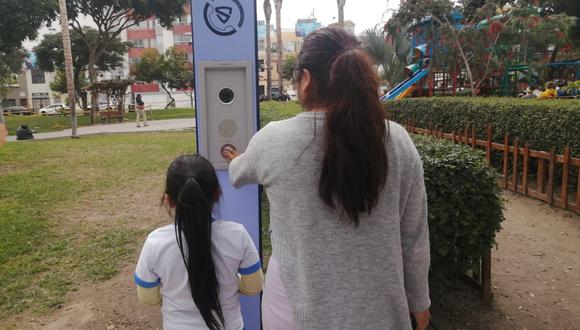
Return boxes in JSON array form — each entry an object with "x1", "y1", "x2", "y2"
[
  {"x1": 218, "y1": 119, "x2": 237, "y2": 138},
  {"x1": 218, "y1": 88, "x2": 235, "y2": 105}
]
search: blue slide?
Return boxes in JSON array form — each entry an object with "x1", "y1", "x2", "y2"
[{"x1": 381, "y1": 69, "x2": 429, "y2": 101}]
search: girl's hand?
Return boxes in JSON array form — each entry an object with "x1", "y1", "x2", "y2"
[
  {"x1": 221, "y1": 145, "x2": 241, "y2": 162},
  {"x1": 412, "y1": 310, "x2": 430, "y2": 330}
]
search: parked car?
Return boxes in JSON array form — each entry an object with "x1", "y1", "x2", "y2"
[
  {"x1": 3, "y1": 106, "x2": 32, "y2": 116},
  {"x1": 39, "y1": 103, "x2": 71, "y2": 115}
]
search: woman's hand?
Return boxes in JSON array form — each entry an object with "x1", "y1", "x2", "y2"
[
  {"x1": 221, "y1": 145, "x2": 241, "y2": 162},
  {"x1": 412, "y1": 310, "x2": 430, "y2": 330}
]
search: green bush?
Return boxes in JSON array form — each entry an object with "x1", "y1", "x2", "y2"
[
  {"x1": 260, "y1": 101, "x2": 504, "y2": 277},
  {"x1": 385, "y1": 97, "x2": 580, "y2": 156},
  {"x1": 413, "y1": 135, "x2": 504, "y2": 277}
]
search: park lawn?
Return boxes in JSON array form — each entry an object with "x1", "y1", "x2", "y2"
[
  {"x1": 0, "y1": 132, "x2": 196, "y2": 320},
  {"x1": 0, "y1": 101, "x2": 301, "y2": 321},
  {"x1": 4, "y1": 107, "x2": 195, "y2": 136}
]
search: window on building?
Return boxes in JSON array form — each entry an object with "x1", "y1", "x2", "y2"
[
  {"x1": 174, "y1": 34, "x2": 192, "y2": 44},
  {"x1": 31, "y1": 69, "x2": 45, "y2": 84},
  {"x1": 133, "y1": 39, "x2": 145, "y2": 48}
]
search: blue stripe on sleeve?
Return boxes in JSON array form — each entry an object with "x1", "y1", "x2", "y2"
[
  {"x1": 134, "y1": 272, "x2": 161, "y2": 288},
  {"x1": 239, "y1": 261, "x2": 261, "y2": 275}
]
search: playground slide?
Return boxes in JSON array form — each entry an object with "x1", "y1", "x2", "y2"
[{"x1": 381, "y1": 69, "x2": 430, "y2": 101}]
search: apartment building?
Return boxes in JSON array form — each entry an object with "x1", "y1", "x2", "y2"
[
  {"x1": 119, "y1": 5, "x2": 194, "y2": 109},
  {"x1": 1, "y1": 67, "x2": 62, "y2": 111}
]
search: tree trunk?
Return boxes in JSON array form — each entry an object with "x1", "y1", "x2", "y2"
[
  {"x1": 59, "y1": 0, "x2": 78, "y2": 138},
  {"x1": 264, "y1": 0, "x2": 273, "y2": 101},
  {"x1": 547, "y1": 46, "x2": 559, "y2": 81},
  {"x1": 274, "y1": 0, "x2": 283, "y2": 92},
  {"x1": 88, "y1": 54, "x2": 98, "y2": 125},
  {"x1": 337, "y1": 0, "x2": 346, "y2": 27},
  {"x1": 160, "y1": 83, "x2": 175, "y2": 109}
]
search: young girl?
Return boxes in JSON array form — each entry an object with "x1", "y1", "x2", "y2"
[{"x1": 134, "y1": 155, "x2": 263, "y2": 330}]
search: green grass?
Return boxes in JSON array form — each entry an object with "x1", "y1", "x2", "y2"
[
  {"x1": 0, "y1": 101, "x2": 303, "y2": 321},
  {"x1": 4, "y1": 108, "x2": 195, "y2": 135},
  {"x1": 0, "y1": 132, "x2": 196, "y2": 319}
]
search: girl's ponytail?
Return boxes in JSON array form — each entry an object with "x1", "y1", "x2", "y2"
[
  {"x1": 166, "y1": 155, "x2": 224, "y2": 330},
  {"x1": 297, "y1": 27, "x2": 388, "y2": 225}
]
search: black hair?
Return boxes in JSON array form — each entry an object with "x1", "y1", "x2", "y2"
[
  {"x1": 296, "y1": 26, "x2": 388, "y2": 225},
  {"x1": 165, "y1": 155, "x2": 224, "y2": 330}
]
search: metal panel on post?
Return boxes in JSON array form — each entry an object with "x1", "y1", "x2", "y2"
[{"x1": 191, "y1": 1, "x2": 261, "y2": 329}]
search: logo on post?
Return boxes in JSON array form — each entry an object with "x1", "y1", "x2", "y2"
[{"x1": 203, "y1": 0, "x2": 245, "y2": 36}]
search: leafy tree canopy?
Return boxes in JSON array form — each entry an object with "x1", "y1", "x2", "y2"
[{"x1": 0, "y1": 0, "x2": 57, "y2": 53}]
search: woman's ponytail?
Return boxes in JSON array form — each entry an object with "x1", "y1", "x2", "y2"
[
  {"x1": 297, "y1": 27, "x2": 388, "y2": 225},
  {"x1": 166, "y1": 155, "x2": 224, "y2": 330}
]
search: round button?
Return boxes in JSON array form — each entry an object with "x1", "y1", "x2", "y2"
[
  {"x1": 221, "y1": 144, "x2": 237, "y2": 158},
  {"x1": 218, "y1": 88, "x2": 235, "y2": 105}
]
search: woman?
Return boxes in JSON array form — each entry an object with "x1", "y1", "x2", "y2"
[{"x1": 224, "y1": 27, "x2": 430, "y2": 330}]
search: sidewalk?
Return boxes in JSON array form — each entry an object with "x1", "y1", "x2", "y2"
[{"x1": 7, "y1": 118, "x2": 196, "y2": 142}]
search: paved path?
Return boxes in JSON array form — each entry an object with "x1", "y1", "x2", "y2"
[{"x1": 7, "y1": 118, "x2": 196, "y2": 142}]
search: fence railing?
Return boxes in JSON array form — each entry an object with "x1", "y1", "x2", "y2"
[
  {"x1": 403, "y1": 120, "x2": 580, "y2": 216},
  {"x1": 402, "y1": 119, "x2": 579, "y2": 303}
]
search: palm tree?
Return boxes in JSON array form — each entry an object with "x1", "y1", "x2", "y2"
[
  {"x1": 264, "y1": 0, "x2": 273, "y2": 100},
  {"x1": 360, "y1": 26, "x2": 406, "y2": 89},
  {"x1": 337, "y1": 0, "x2": 346, "y2": 27},
  {"x1": 58, "y1": 0, "x2": 78, "y2": 138},
  {"x1": 274, "y1": 0, "x2": 283, "y2": 91}
]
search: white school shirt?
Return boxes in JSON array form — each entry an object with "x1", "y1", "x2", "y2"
[{"x1": 135, "y1": 221, "x2": 261, "y2": 330}]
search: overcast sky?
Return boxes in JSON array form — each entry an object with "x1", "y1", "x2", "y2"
[
  {"x1": 257, "y1": 0, "x2": 398, "y2": 33},
  {"x1": 24, "y1": 0, "x2": 399, "y2": 50}
]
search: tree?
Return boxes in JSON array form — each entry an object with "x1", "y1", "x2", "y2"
[
  {"x1": 0, "y1": 0, "x2": 57, "y2": 54},
  {"x1": 65, "y1": 0, "x2": 187, "y2": 122},
  {"x1": 337, "y1": 0, "x2": 346, "y2": 27},
  {"x1": 131, "y1": 47, "x2": 193, "y2": 109},
  {"x1": 274, "y1": 0, "x2": 284, "y2": 90},
  {"x1": 34, "y1": 28, "x2": 129, "y2": 109},
  {"x1": 164, "y1": 48, "x2": 194, "y2": 109},
  {"x1": 386, "y1": 0, "x2": 575, "y2": 96},
  {"x1": 0, "y1": 49, "x2": 26, "y2": 100},
  {"x1": 360, "y1": 26, "x2": 406, "y2": 88},
  {"x1": 59, "y1": 0, "x2": 78, "y2": 138},
  {"x1": 282, "y1": 55, "x2": 297, "y2": 80},
  {"x1": 0, "y1": 0, "x2": 56, "y2": 98},
  {"x1": 264, "y1": 0, "x2": 273, "y2": 100}
]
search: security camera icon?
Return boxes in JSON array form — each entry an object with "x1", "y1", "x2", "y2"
[{"x1": 203, "y1": 0, "x2": 245, "y2": 36}]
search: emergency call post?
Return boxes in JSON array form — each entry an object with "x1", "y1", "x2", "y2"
[{"x1": 191, "y1": 0, "x2": 261, "y2": 329}]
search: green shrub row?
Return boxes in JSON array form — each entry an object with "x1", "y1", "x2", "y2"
[
  {"x1": 413, "y1": 135, "x2": 504, "y2": 277},
  {"x1": 385, "y1": 97, "x2": 580, "y2": 156},
  {"x1": 260, "y1": 101, "x2": 504, "y2": 277}
]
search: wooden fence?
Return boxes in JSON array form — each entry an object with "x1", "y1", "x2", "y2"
[
  {"x1": 404, "y1": 120, "x2": 580, "y2": 215},
  {"x1": 402, "y1": 120, "x2": 580, "y2": 302}
]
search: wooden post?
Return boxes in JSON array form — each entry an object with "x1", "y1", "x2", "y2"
[
  {"x1": 452, "y1": 130, "x2": 456, "y2": 144},
  {"x1": 522, "y1": 145, "x2": 529, "y2": 195},
  {"x1": 561, "y1": 147, "x2": 570, "y2": 209},
  {"x1": 538, "y1": 159, "x2": 545, "y2": 194},
  {"x1": 471, "y1": 126, "x2": 476, "y2": 148},
  {"x1": 429, "y1": 121, "x2": 433, "y2": 136},
  {"x1": 577, "y1": 165, "x2": 580, "y2": 213},
  {"x1": 512, "y1": 139, "x2": 519, "y2": 191},
  {"x1": 503, "y1": 133, "x2": 510, "y2": 189},
  {"x1": 482, "y1": 251, "x2": 492, "y2": 303},
  {"x1": 486, "y1": 124, "x2": 492, "y2": 165},
  {"x1": 464, "y1": 127, "x2": 469, "y2": 145},
  {"x1": 547, "y1": 147, "x2": 556, "y2": 205}
]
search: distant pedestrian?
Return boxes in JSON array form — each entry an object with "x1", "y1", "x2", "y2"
[
  {"x1": 16, "y1": 124, "x2": 34, "y2": 140},
  {"x1": 0, "y1": 111, "x2": 6, "y2": 145},
  {"x1": 135, "y1": 94, "x2": 149, "y2": 128}
]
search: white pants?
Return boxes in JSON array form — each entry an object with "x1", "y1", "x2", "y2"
[
  {"x1": 262, "y1": 257, "x2": 296, "y2": 330},
  {"x1": 136, "y1": 108, "x2": 148, "y2": 126}
]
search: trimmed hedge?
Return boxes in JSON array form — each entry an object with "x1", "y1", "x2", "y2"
[
  {"x1": 413, "y1": 135, "x2": 504, "y2": 277},
  {"x1": 385, "y1": 97, "x2": 580, "y2": 156},
  {"x1": 260, "y1": 101, "x2": 504, "y2": 277}
]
